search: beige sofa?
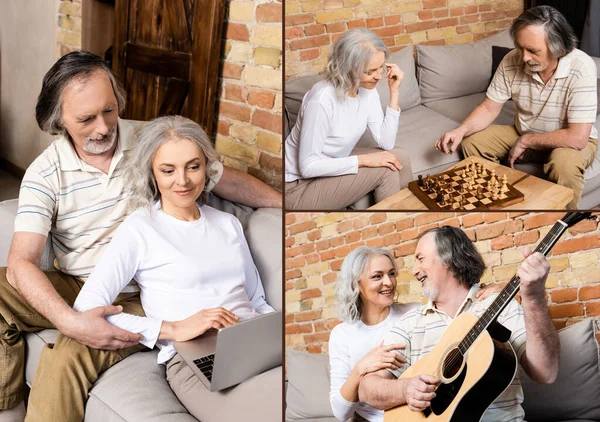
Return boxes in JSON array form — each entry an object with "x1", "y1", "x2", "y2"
[
  {"x1": 0, "y1": 197, "x2": 282, "y2": 421},
  {"x1": 285, "y1": 30, "x2": 600, "y2": 209},
  {"x1": 285, "y1": 317, "x2": 600, "y2": 422}
]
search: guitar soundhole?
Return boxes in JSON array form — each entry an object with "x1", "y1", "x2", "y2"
[{"x1": 442, "y1": 348, "x2": 463, "y2": 379}]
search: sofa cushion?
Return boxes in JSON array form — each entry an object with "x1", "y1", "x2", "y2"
[
  {"x1": 357, "y1": 105, "x2": 460, "y2": 176},
  {"x1": 285, "y1": 349, "x2": 333, "y2": 420},
  {"x1": 520, "y1": 318, "x2": 600, "y2": 422},
  {"x1": 244, "y1": 208, "x2": 283, "y2": 311},
  {"x1": 375, "y1": 45, "x2": 421, "y2": 112},
  {"x1": 417, "y1": 30, "x2": 513, "y2": 103},
  {"x1": 423, "y1": 92, "x2": 516, "y2": 127}
]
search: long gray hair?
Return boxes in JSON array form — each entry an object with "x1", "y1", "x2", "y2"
[
  {"x1": 336, "y1": 246, "x2": 397, "y2": 323},
  {"x1": 324, "y1": 28, "x2": 389, "y2": 99},
  {"x1": 510, "y1": 5, "x2": 577, "y2": 58},
  {"x1": 36, "y1": 51, "x2": 127, "y2": 136},
  {"x1": 124, "y1": 115, "x2": 219, "y2": 212}
]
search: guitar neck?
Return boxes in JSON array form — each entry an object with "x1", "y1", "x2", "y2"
[{"x1": 457, "y1": 218, "x2": 569, "y2": 355}]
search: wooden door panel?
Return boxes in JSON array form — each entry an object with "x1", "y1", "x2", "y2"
[{"x1": 113, "y1": 0, "x2": 224, "y2": 134}]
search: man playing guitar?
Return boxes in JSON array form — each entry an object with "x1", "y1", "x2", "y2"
[{"x1": 358, "y1": 226, "x2": 559, "y2": 421}]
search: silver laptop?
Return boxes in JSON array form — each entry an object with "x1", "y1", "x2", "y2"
[{"x1": 174, "y1": 311, "x2": 282, "y2": 392}]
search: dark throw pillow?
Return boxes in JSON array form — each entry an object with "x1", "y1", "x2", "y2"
[{"x1": 491, "y1": 45, "x2": 512, "y2": 82}]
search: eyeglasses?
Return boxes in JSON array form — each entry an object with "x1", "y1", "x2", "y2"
[{"x1": 364, "y1": 64, "x2": 387, "y2": 77}]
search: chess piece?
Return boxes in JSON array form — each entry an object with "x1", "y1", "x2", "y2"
[
  {"x1": 481, "y1": 166, "x2": 488, "y2": 177},
  {"x1": 492, "y1": 187, "x2": 499, "y2": 200},
  {"x1": 461, "y1": 168, "x2": 466, "y2": 178},
  {"x1": 418, "y1": 174, "x2": 424, "y2": 186},
  {"x1": 490, "y1": 169, "x2": 496, "y2": 179},
  {"x1": 477, "y1": 187, "x2": 483, "y2": 199},
  {"x1": 439, "y1": 194, "x2": 446, "y2": 206},
  {"x1": 501, "y1": 174, "x2": 509, "y2": 193}
]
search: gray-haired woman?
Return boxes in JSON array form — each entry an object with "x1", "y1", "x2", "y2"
[
  {"x1": 70, "y1": 115, "x2": 280, "y2": 420},
  {"x1": 285, "y1": 28, "x2": 412, "y2": 210},
  {"x1": 329, "y1": 246, "x2": 499, "y2": 421}
]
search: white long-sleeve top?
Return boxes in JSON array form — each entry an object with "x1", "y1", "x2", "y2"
[
  {"x1": 285, "y1": 80, "x2": 401, "y2": 182},
  {"x1": 328, "y1": 303, "x2": 421, "y2": 421},
  {"x1": 73, "y1": 202, "x2": 274, "y2": 364}
]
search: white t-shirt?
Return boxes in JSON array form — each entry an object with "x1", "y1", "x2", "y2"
[
  {"x1": 74, "y1": 202, "x2": 274, "y2": 364},
  {"x1": 285, "y1": 80, "x2": 401, "y2": 182},
  {"x1": 328, "y1": 303, "x2": 421, "y2": 421}
]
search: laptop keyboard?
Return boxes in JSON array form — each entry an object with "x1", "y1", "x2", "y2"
[{"x1": 193, "y1": 354, "x2": 215, "y2": 381}]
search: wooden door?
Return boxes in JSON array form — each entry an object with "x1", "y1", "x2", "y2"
[{"x1": 112, "y1": 0, "x2": 225, "y2": 135}]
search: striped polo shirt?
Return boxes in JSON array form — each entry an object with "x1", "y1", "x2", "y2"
[
  {"x1": 15, "y1": 118, "x2": 223, "y2": 292},
  {"x1": 488, "y1": 48, "x2": 598, "y2": 140},
  {"x1": 384, "y1": 285, "x2": 527, "y2": 421}
]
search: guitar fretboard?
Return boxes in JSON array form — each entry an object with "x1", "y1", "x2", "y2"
[{"x1": 457, "y1": 219, "x2": 568, "y2": 355}]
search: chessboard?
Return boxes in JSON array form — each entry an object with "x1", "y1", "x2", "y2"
[{"x1": 408, "y1": 161, "x2": 525, "y2": 211}]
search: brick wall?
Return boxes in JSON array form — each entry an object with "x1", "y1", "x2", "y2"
[
  {"x1": 55, "y1": 0, "x2": 283, "y2": 190},
  {"x1": 57, "y1": 0, "x2": 82, "y2": 58},
  {"x1": 217, "y1": 0, "x2": 283, "y2": 189},
  {"x1": 285, "y1": 212, "x2": 600, "y2": 354},
  {"x1": 285, "y1": 0, "x2": 523, "y2": 79}
]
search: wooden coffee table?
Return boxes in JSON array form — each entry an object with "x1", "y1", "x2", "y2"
[{"x1": 369, "y1": 156, "x2": 574, "y2": 210}]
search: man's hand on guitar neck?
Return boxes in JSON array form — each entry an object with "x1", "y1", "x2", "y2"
[{"x1": 517, "y1": 247, "x2": 560, "y2": 385}]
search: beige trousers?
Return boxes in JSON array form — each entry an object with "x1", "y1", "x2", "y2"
[
  {"x1": 166, "y1": 353, "x2": 282, "y2": 421},
  {"x1": 461, "y1": 125, "x2": 598, "y2": 209},
  {"x1": 0, "y1": 268, "x2": 145, "y2": 422},
  {"x1": 285, "y1": 147, "x2": 413, "y2": 210}
]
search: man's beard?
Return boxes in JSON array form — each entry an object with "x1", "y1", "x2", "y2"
[
  {"x1": 422, "y1": 282, "x2": 440, "y2": 302},
  {"x1": 526, "y1": 61, "x2": 546, "y2": 73},
  {"x1": 83, "y1": 127, "x2": 117, "y2": 154}
]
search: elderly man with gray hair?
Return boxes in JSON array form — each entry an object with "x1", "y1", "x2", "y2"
[
  {"x1": 0, "y1": 51, "x2": 281, "y2": 421},
  {"x1": 436, "y1": 5, "x2": 598, "y2": 209}
]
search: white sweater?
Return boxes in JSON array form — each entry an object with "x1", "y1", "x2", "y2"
[
  {"x1": 328, "y1": 303, "x2": 421, "y2": 421},
  {"x1": 285, "y1": 80, "x2": 401, "y2": 182},
  {"x1": 74, "y1": 202, "x2": 273, "y2": 364}
]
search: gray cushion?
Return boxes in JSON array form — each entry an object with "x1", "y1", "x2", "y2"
[
  {"x1": 423, "y1": 92, "x2": 516, "y2": 127},
  {"x1": 357, "y1": 105, "x2": 460, "y2": 176},
  {"x1": 418, "y1": 30, "x2": 513, "y2": 103},
  {"x1": 520, "y1": 318, "x2": 600, "y2": 421},
  {"x1": 244, "y1": 208, "x2": 283, "y2": 311},
  {"x1": 376, "y1": 45, "x2": 421, "y2": 112},
  {"x1": 285, "y1": 349, "x2": 333, "y2": 420}
]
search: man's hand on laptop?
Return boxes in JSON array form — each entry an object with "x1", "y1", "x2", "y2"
[
  {"x1": 62, "y1": 305, "x2": 144, "y2": 350},
  {"x1": 166, "y1": 307, "x2": 239, "y2": 342}
]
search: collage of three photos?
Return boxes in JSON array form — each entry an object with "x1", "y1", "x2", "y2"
[{"x1": 0, "y1": 0, "x2": 598, "y2": 421}]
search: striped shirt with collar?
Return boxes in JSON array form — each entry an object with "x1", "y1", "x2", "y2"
[
  {"x1": 384, "y1": 284, "x2": 527, "y2": 422},
  {"x1": 488, "y1": 48, "x2": 598, "y2": 140},
  {"x1": 14, "y1": 118, "x2": 223, "y2": 292}
]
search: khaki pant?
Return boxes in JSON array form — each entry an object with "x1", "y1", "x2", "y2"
[
  {"x1": 0, "y1": 267, "x2": 145, "y2": 422},
  {"x1": 166, "y1": 353, "x2": 282, "y2": 422},
  {"x1": 461, "y1": 125, "x2": 598, "y2": 209},
  {"x1": 285, "y1": 147, "x2": 413, "y2": 210}
]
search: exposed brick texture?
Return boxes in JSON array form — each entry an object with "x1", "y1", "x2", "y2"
[
  {"x1": 286, "y1": 212, "x2": 600, "y2": 353},
  {"x1": 285, "y1": 0, "x2": 525, "y2": 78}
]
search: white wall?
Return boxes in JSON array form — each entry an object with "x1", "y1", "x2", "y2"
[{"x1": 0, "y1": 0, "x2": 58, "y2": 171}]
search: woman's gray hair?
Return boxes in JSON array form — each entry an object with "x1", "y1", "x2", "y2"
[
  {"x1": 336, "y1": 246, "x2": 397, "y2": 323},
  {"x1": 510, "y1": 5, "x2": 577, "y2": 58},
  {"x1": 36, "y1": 51, "x2": 127, "y2": 136},
  {"x1": 324, "y1": 28, "x2": 389, "y2": 99},
  {"x1": 124, "y1": 115, "x2": 219, "y2": 211}
]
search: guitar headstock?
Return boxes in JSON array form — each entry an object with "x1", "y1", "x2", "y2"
[{"x1": 561, "y1": 212, "x2": 597, "y2": 227}]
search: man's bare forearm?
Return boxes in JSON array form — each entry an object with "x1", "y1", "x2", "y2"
[
  {"x1": 520, "y1": 297, "x2": 560, "y2": 384},
  {"x1": 458, "y1": 98, "x2": 504, "y2": 138},
  {"x1": 519, "y1": 127, "x2": 592, "y2": 151},
  {"x1": 7, "y1": 259, "x2": 75, "y2": 331},
  {"x1": 358, "y1": 372, "x2": 408, "y2": 410},
  {"x1": 212, "y1": 165, "x2": 282, "y2": 208}
]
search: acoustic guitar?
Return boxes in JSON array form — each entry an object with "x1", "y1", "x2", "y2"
[{"x1": 383, "y1": 212, "x2": 596, "y2": 422}]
